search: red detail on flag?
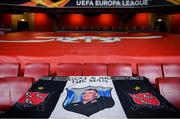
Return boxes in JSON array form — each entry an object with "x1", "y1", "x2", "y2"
[
  {"x1": 18, "y1": 91, "x2": 48, "y2": 105},
  {"x1": 129, "y1": 92, "x2": 160, "y2": 106}
]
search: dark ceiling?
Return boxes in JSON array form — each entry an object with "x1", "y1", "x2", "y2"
[{"x1": 0, "y1": 5, "x2": 180, "y2": 14}]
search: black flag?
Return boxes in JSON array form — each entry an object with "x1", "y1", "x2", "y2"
[{"x1": 113, "y1": 76, "x2": 180, "y2": 118}]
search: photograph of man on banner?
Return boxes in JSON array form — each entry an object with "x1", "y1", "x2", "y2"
[{"x1": 63, "y1": 86, "x2": 115, "y2": 116}]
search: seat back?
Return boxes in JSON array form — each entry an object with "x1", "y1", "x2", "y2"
[
  {"x1": 57, "y1": 63, "x2": 82, "y2": 76},
  {"x1": 24, "y1": 63, "x2": 50, "y2": 82},
  {"x1": 163, "y1": 64, "x2": 180, "y2": 77},
  {"x1": 157, "y1": 78, "x2": 180, "y2": 110},
  {"x1": 108, "y1": 63, "x2": 132, "y2": 76},
  {"x1": 0, "y1": 77, "x2": 33, "y2": 110},
  {"x1": 0, "y1": 63, "x2": 19, "y2": 78},
  {"x1": 82, "y1": 63, "x2": 107, "y2": 76},
  {"x1": 137, "y1": 64, "x2": 163, "y2": 84},
  {"x1": 0, "y1": 82, "x2": 11, "y2": 110}
]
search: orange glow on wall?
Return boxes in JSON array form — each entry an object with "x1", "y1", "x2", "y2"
[
  {"x1": 60, "y1": 13, "x2": 149, "y2": 28},
  {"x1": 61, "y1": 14, "x2": 120, "y2": 27},
  {"x1": 170, "y1": 14, "x2": 180, "y2": 32},
  {"x1": 34, "y1": 13, "x2": 53, "y2": 31},
  {"x1": 129, "y1": 13, "x2": 149, "y2": 26},
  {"x1": 63, "y1": 14, "x2": 85, "y2": 27},
  {"x1": 99, "y1": 14, "x2": 115, "y2": 26}
]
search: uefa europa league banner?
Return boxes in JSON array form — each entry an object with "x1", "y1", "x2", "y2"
[{"x1": 0, "y1": 0, "x2": 179, "y2": 8}]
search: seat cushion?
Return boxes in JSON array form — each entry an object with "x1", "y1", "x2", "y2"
[
  {"x1": 0, "y1": 63, "x2": 19, "y2": 78},
  {"x1": 57, "y1": 63, "x2": 82, "y2": 76},
  {"x1": 24, "y1": 63, "x2": 50, "y2": 82},
  {"x1": 108, "y1": 63, "x2": 132, "y2": 76},
  {"x1": 83, "y1": 63, "x2": 107, "y2": 76},
  {"x1": 137, "y1": 64, "x2": 163, "y2": 84},
  {"x1": 163, "y1": 64, "x2": 180, "y2": 77}
]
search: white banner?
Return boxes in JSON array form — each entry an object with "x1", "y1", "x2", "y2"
[{"x1": 50, "y1": 76, "x2": 127, "y2": 119}]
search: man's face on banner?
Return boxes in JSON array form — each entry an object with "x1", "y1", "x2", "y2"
[{"x1": 82, "y1": 89, "x2": 98, "y2": 104}]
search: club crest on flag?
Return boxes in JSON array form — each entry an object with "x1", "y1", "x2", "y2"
[
  {"x1": 18, "y1": 91, "x2": 49, "y2": 107},
  {"x1": 129, "y1": 92, "x2": 160, "y2": 106}
]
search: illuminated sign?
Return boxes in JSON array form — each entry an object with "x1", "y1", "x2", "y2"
[{"x1": 76, "y1": 0, "x2": 149, "y2": 7}]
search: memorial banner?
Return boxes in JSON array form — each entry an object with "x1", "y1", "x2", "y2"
[{"x1": 0, "y1": 76, "x2": 179, "y2": 118}]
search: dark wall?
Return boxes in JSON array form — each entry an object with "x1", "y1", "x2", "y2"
[{"x1": 1, "y1": 12, "x2": 179, "y2": 32}]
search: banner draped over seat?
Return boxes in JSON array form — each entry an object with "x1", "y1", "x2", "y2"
[{"x1": 1, "y1": 76, "x2": 179, "y2": 118}]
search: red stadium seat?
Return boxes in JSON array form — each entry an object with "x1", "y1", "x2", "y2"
[
  {"x1": 157, "y1": 77, "x2": 180, "y2": 110},
  {"x1": 24, "y1": 63, "x2": 50, "y2": 82},
  {"x1": 0, "y1": 77, "x2": 33, "y2": 110},
  {"x1": 57, "y1": 63, "x2": 82, "y2": 76},
  {"x1": 162, "y1": 64, "x2": 180, "y2": 77},
  {"x1": 0, "y1": 63, "x2": 19, "y2": 78},
  {"x1": 82, "y1": 63, "x2": 107, "y2": 76},
  {"x1": 137, "y1": 64, "x2": 163, "y2": 84},
  {"x1": 108, "y1": 63, "x2": 132, "y2": 76}
]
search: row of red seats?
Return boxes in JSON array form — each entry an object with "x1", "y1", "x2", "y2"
[
  {"x1": 0, "y1": 63, "x2": 180, "y2": 111},
  {"x1": 0, "y1": 63, "x2": 50, "y2": 82},
  {"x1": 0, "y1": 63, "x2": 180, "y2": 83}
]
